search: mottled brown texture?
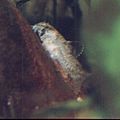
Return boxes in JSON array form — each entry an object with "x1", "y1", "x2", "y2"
[{"x1": 0, "y1": 0, "x2": 76, "y2": 118}]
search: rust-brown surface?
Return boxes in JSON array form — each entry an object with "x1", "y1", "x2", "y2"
[{"x1": 0, "y1": 0, "x2": 77, "y2": 118}]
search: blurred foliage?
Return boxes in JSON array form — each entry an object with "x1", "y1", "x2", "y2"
[
  {"x1": 32, "y1": 98, "x2": 103, "y2": 118},
  {"x1": 83, "y1": 0, "x2": 120, "y2": 118}
]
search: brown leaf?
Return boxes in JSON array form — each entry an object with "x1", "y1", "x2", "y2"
[{"x1": 0, "y1": 0, "x2": 76, "y2": 118}]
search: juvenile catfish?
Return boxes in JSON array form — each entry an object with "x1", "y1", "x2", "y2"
[{"x1": 32, "y1": 22, "x2": 88, "y2": 98}]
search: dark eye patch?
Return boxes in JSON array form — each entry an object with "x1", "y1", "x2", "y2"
[{"x1": 40, "y1": 28, "x2": 46, "y2": 36}]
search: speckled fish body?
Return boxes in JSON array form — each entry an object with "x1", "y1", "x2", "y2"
[{"x1": 32, "y1": 22, "x2": 87, "y2": 96}]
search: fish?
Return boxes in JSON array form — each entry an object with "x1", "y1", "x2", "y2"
[{"x1": 32, "y1": 22, "x2": 87, "y2": 97}]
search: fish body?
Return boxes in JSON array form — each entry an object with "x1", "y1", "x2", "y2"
[{"x1": 32, "y1": 22, "x2": 87, "y2": 96}]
